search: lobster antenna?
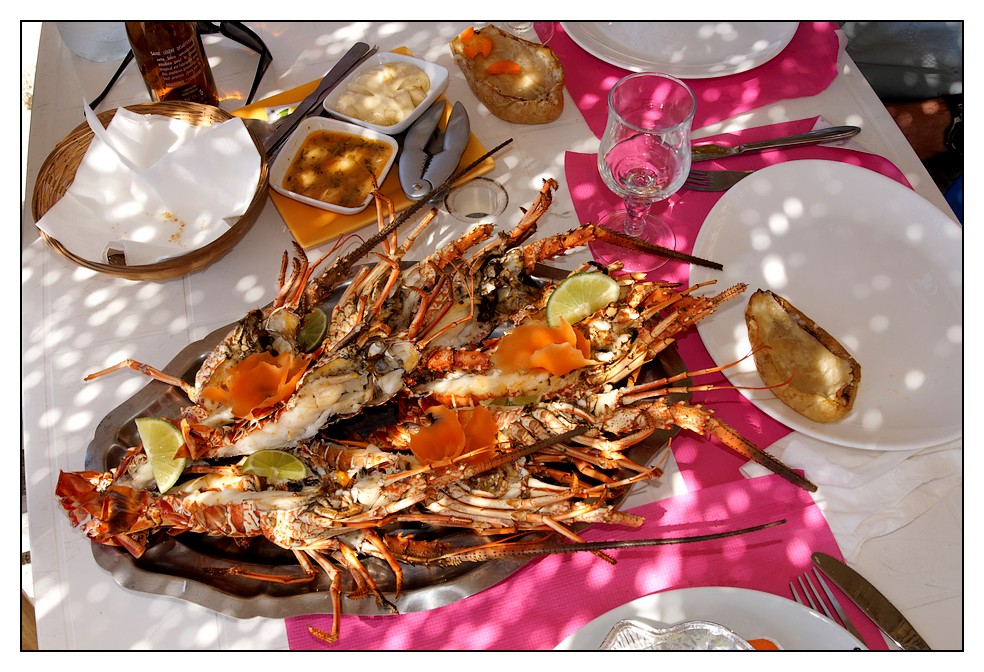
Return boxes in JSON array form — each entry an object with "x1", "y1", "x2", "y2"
[{"x1": 412, "y1": 519, "x2": 788, "y2": 566}]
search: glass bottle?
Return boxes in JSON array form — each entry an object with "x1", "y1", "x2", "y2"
[{"x1": 125, "y1": 22, "x2": 219, "y2": 106}]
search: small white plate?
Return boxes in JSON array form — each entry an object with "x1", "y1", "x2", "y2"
[
  {"x1": 690, "y1": 160, "x2": 962, "y2": 450},
  {"x1": 322, "y1": 51, "x2": 449, "y2": 135},
  {"x1": 269, "y1": 117, "x2": 398, "y2": 215},
  {"x1": 555, "y1": 587, "x2": 866, "y2": 650},
  {"x1": 561, "y1": 22, "x2": 798, "y2": 79}
]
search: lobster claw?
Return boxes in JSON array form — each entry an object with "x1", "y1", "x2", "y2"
[{"x1": 398, "y1": 100, "x2": 470, "y2": 202}]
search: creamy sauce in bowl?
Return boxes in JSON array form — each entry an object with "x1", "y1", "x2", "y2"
[{"x1": 333, "y1": 62, "x2": 430, "y2": 127}]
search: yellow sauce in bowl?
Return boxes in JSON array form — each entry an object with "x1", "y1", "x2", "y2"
[{"x1": 282, "y1": 130, "x2": 394, "y2": 208}]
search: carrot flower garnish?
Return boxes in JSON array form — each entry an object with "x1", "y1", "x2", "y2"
[
  {"x1": 492, "y1": 318, "x2": 595, "y2": 376},
  {"x1": 409, "y1": 405, "x2": 498, "y2": 466},
  {"x1": 201, "y1": 351, "x2": 310, "y2": 420}
]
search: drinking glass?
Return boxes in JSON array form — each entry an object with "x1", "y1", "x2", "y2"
[
  {"x1": 501, "y1": 22, "x2": 555, "y2": 44},
  {"x1": 504, "y1": 22, "x2": 534, "y2": 33},
  {"x1": 591, "y1": 72, "x2": 696, "y2": 272}
]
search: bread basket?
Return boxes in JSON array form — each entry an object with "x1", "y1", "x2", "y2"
[{"x1": 31, "y1": 101, "x2": 269, "y2": 281}]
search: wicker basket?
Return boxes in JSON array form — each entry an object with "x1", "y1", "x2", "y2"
[{"x1": 31, "y1": 101, "x2": 270, "y2": 281}]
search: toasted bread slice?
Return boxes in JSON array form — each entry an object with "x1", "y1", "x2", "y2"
[
  {"x1": 450, "y1": 25, "x2": 564, "y2": 124},
  {"x1": 745, "y1": 290, "x2": 861, "y2": 423}
]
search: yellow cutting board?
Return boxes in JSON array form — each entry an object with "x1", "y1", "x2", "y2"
[{"x1": 232, "y1": 47, "x2": 495, "y2": 249}]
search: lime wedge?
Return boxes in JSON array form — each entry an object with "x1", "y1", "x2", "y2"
[
  {"x1": 241, "y1": 449, "x2": 308, "y2": 482},
  {"x1": 545, "y1": 272, "x2": 621, "y2": 327},
  {"x1": 297, "y1": 307, "x2": 327, "y2": 353},
  {"x1": 135, "y1": 417, "x2": 187, "y2": 494}
]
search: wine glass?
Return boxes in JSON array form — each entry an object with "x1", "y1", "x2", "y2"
[
  {"x1": 590, "y1": 72, "x2": 696, "y2": 273},
  {"x1": 501, "y1": 21, "x2": 556, "y2": 45}
]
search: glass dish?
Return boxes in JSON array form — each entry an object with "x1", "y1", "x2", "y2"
[{"x1": 599, "y1": 619, "x2": 754, "y2": 651}]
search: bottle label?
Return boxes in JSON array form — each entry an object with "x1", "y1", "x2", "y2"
[{"x1": 150, "y1": 36, "x2": 208, "y2": 99}]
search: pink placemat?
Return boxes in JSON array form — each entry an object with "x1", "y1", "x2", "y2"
[
  {"x1": 286, "y1": 474, "x2": 886, "y2": 650},
  {"x1": 564, "y1": 117, "x2": 912, "y2": 492},
  {"x1": 540, "y1": 22, "x2": 842, "y2": 138}
]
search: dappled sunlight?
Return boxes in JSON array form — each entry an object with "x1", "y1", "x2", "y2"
[
  {"x1": 720, "y1": 535, "x2": 749, "y2": 563},
  {"x1": 222, "y1": 618, "x2": 293, "y2": 650},
  {"x1": 760, "y1": 254, "x2": 788, "y2": 289},
  {"x1": 64, "y1": 408, "x2": 97, "y2": 435},
  {"x1": 724, "y1": 485, "x2": 753, "y2": 513},
  {"x1": 85, "y1": 577, "x2": 114, "y2": 604},
  {"x1": 868, "y1": 314, "x2": 889, "y2": 333},
  {"x1": 904, "y1": 369, "x2": 926, "y2": 391},
  {"x1": 234, "y1": 272, "x2": 267, "y2": 304},
  {"x1": 784, "y1": 535, "x2": 812, "y2": 566},
  {"x1": 904, "y1": 222, "x2": 927, "y2": 244},
  {"x1": 38, "y1": 407, "x2": 61, "y2": 432},
  {"x1": 781, "y1": 195, "x2": 804, "y2": 220},
  {"x1": 860, "y1": 408, "x2": 885, "y2": 431}
]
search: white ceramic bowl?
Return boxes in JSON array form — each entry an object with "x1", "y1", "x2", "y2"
[
  {"x1": 322, "y1": 51, "x2": 449, "y2": 135},
  {"x1": 269, "y1": 116, "x2": 398, "y2": 215}
]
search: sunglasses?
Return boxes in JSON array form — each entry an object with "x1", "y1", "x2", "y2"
[{"x1": 89, "y1": 21, "x2": 272, "y2": 109}]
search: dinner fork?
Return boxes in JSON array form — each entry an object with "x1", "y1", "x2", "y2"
[
  {"x1": 683, "y1": 168, "x2": 755, "y2": 192},
  {"x1": 791, "y1": 567, "x2": 865, "y2": 644}
]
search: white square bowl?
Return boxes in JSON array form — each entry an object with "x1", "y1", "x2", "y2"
[
  {"x1": 269, "y1": 116, "x2": 399, "y2": 215},
  {"x1": 322, "y1": 51, "x2": 449, "y2": 135}
]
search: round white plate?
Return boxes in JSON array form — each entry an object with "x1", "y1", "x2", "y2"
[
  {"x1": 690, "y1": 160, "x2": 962, "y2": 450},
  {"x1": 555, "y1": 586, "x2": 865, "y2": 650},
  {"x1": 560, "y1": 22, "x2": 798, "y2": 78}
]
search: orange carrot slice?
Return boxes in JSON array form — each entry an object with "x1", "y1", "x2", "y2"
[
  {"x1": 748, "y1": 638, "x2": 780, "y2": 650},
  {"x1": 485, "y1": 60, "x2": 521, "y2": 75},
  {"x1": 463, "y1": 41, "x2": 481, "y2": 59},
  {"x1": 464, "y1": 35, "x2": 493, "y2": 59},
  {"x1": 477, "y1": 37, "x2": 493, "y2": 58}
]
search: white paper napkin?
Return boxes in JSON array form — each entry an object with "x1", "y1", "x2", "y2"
[
  {"x1": 36, "y1": 105, "x2": 261, "y2": 266},
  {"x1": 740, "y1": 434, "x2": 962, "y2": 562}
]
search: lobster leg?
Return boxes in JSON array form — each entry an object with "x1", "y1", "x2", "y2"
[
  {"x1": 83, "y1": 359, "x2": 195, "y2": 396},
  {"x1": 705, "y1": 416, "x2": 817, "y2": 492},
  {"x1": 362, "y1": 529, "x2": 404, "y2": 599},
  {"x1": 202, "y1": 553, "x2": 320, "y2": 585},
  {"x1": 667, "y1": 403, "x2": 818, "y2": 492},
  {"x1": 305, "y1": 550, "x2": 344, "y2": 644},
  {"x1": 335, "y1": 544, "x2": 398, "y2": 614}
]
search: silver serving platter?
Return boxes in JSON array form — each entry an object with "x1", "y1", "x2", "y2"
[{"x1": 84, "y1": 266, "x2": 690, "y2": 619}]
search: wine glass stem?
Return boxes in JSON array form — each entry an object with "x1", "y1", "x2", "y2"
[{"x1": 623, "y1": 196, "x2": 651, "y2": 237}]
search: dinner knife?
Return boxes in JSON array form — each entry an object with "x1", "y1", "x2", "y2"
[
  {"x1": 691, "y1": 125, "x2": 861, "y2": 162},
  {"x1": 812, "y1": 552, "x2": 932, "y2": 650},
  {"x1": 262, "y1": 42, "x2": 377, "y2": 159}
]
